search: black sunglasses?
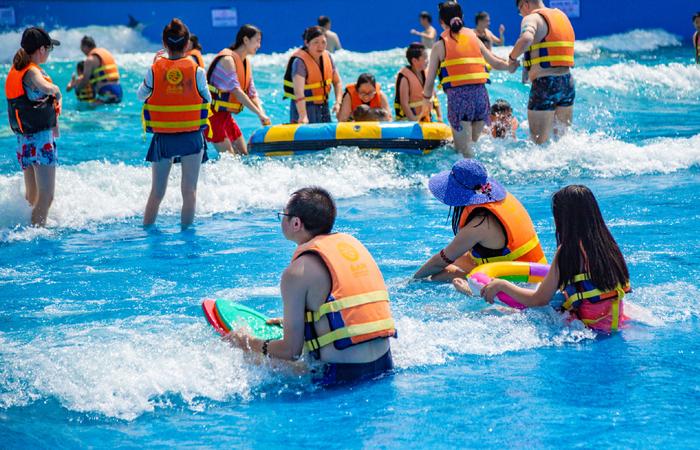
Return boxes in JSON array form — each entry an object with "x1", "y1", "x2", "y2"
[{"x1": 277, "y1": 212, "x2": 294, "y2": 221}]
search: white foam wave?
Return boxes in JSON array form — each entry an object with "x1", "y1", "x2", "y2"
[
  {"x1": 576, "y1": 29, "x2": 681, "y2": 53},
  {"x1": 0, "y1": 318, "x2": 302, "y2": 420},
  {"x1": 574, "y1": 62, "x2": 700, "y2": 96},
  {"x1": 0, "y1": 25, "x2": 159, "y2": 63},
  {"x1": 481, "y1": 132, "x2": 700, "y2": 181},
  {"x1": 0, "y1": 151, "x2": 416, "y2": 241},
  {"x1": 0, "y1": 304, "x2": 594, "y2": 420}
]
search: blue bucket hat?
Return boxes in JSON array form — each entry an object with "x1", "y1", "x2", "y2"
[{"x1": 428, "y1": 159, "x2": 506, "y2": 207}]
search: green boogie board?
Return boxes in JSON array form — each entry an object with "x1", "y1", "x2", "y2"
[{"x1": 204, "y1": 298, "x2": 283, "y2": 340}]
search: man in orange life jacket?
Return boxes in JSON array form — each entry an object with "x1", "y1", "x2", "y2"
[
  {"x1": 227, "y1": 187, "x2": 396, "y2": 386},
  {"x1": 508, "y1": 0, "x2": 575, "y2": 144},
  {"x1": 72, "y1": 36, "x2": 123, "y2": 104}
]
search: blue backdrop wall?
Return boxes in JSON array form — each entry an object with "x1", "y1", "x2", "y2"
[{"x1": 4, "y1": 0, "x2": 698, "y2": 52}]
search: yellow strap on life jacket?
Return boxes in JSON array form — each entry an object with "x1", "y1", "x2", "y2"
[
  {"x1": 142, "y1": 118, "x2": 209, "y2": 129},
  {"x1": 143, "y1": 104, "x2": 209, "y2": 113},
  {"x1": 528, "y1": 41, "x2": 575, "y2": 51},
  {"x1": 282, "y1": 79, "x2": 333, "y2": 101},
  {"x1": 523, "y1": 55, "x2": 575, "y2": 68},
  {"x1": 90, "y1": 64, "x2": 120, "y2": 84},
  {"x1": 470, "y1": 235, "x2": 543, "y2": 265},
  {"x1": 304, "y1": 290, "x2": 389, "y2": 323},
  {"x1": 438, "y1": 72, "x2": 490, "y2": 89},
  {"x1": 303, "y1": 318, "x2": 395, "y2": 352},
  {"x1": 439, "y1": 57, "x2": 488, "y2": 68}
]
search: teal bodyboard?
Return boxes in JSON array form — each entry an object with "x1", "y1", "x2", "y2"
[{"x1": 214, "y1": 299, "x2": 284, "y2": 340}]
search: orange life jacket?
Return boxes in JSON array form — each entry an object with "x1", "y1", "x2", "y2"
[
  {"x1": 393, "y1": 67, "x2": 430, "y2": 121},
  {"x1": 206, "y1": 48, "x2": 252, "y2": 114},
  {"x1": 438, "y1": 28, "x2": 489, "y2": 89},
  {"x1": 523, "y1": 8, "x2": 575, "y2": 69},
  {"x1": 561, "y1": 273, "x2": 631, "y2": 333},
  {"x1": 293, "y1": 233, "x2": 396, "y2": 356},
  {"x1": 142, "y1": 57, "x2": 209, "y2": 134},
  {"x1": 283, "y1": 49, "x2": 333, "y2": 105},
  {"x1": 187, "y1": 49, "x2": 205, "y2": 68},
  {"x1": 344, "y1": 82, "x2": 383, "y2": 111},
  {"x1": 459, "y1": 193, "x2": 547, "y2": 265},
  {"x1": 5, "y1": 62, "x2": 57, "y2": 135},
  {"x1": 88, "y1": 48, "x2": 120, "y2": 85}
]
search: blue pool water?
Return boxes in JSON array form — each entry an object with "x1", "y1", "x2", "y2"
[{"x1": 1, "y1": 26, "x2": 699, "y2": 447}]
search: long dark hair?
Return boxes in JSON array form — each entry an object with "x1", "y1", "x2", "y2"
[
  {"x1": 162, "y1": 18, "x2": 190, "y2": 52},
  {"x1": 552, "y1": 185, "x2": 629, "y2": 291},
  {"x1": 189, "y1": 34, "x2": 202, "y2": 51},
  {"x1": 232, "y1": 24, "x2": 261, "y2": 50},
  {"x1": 439, "y1": 1, "x2": 464, "y2": 35}
]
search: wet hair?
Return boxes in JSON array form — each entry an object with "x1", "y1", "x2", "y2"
[
  {"x1": 302, "y1": 26, "x2": 326, "y2": 45},
  {"x1": 232, "y1": 24, "x2": 262, "y2": 50},
  {"x1": 475, "y1": 11, "x2": 489, "y2": 25},
  {"x1": 286, "y1": 187, "x2": 336, "y2": 236},
  {"x1": 189, "y1": 34, "x2": 202, "y2": 51},
  {"x1": 355, "y1": 73, "x2": 376, "y2": 89},
  {"x1": 162, "y1": 18, "x2": 190, "y2": 52},
  {"x1": 406, "y1": 42, "x2": 426, "y2": 64},
  {"x1": 439, "y1": 1, "x2": 464, "y2": 34},
  {"x1": 420, "y1": 11, "x2": 432, "y2": 23},
  {"x1": 352, "y1": 105, "x2": 388, "y2": 122},
  {"x1": 490, "y1": 99, "x2": 512, "y2": 115},
  {"x1": 77, "y1": 61, "x2": 85, "y2": 74},
  {"x1": 552, "y1": 185, "x2": 629, "y2": 291},
  {"x1": 318, "y1": 16, "x2": 331, "y2": 28},
  {"x1": 81, "y1": 35, "x2": 96, "y2": 50},
  {"x1": 12, "y1": 48, "x2": 31, "y2": 70}
]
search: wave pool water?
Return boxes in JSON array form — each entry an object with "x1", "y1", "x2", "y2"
[{"x1": 0, "y1": 26, "x2": 699, "y2": 447}]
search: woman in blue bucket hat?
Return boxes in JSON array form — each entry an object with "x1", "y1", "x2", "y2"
[{"x1": 414, "y1": 159, "x2": 546, "y2": 284}]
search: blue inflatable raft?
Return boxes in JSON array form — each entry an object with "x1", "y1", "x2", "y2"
[{"x1": 248, "y1": 121, "x2": 453, "y2": 156}]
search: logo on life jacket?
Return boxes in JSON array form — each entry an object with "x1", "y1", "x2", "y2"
[
  {"x1": 337, "y1": 243, "x2": 359, "y2": 261},
  {"x1": 166, "y1": 68, "x2": 184, "y2": 85}
]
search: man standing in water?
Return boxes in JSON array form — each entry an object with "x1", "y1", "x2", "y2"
[
  {"x1": 318, "y1": 16, "x2": 342, "y2": 52},
  {"x1": 411, "y1": 11, "x2": 437, "y2": 48},
  {"x1": 227, "y1": 187, "x2": 396, "y2": 386},
  {"x1": 508, "y1": 0, "x2": 575, "y2": 144},
  {"x1": 693, "y1": 12, "x2": 700, "y2": 64},
  {"x1": 72, "y1": 36, "x2": 123, "y2": 104}
]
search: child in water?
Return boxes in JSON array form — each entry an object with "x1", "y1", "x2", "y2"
[
  {"x1": 454, "y1": 185, "x2": 631, "y2": 333},
  {"x1": 66, "y1": 61, "x2": 98, "y2": 104},
  {"x1": 486, "y1": 99, "x2": 518, "y2": 139}
]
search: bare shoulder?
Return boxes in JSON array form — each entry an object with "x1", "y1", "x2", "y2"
[{"x1": 284, "y1": 252, "x2": 328, "y2": 281}]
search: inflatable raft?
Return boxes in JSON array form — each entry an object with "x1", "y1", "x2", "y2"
[{"x1": 248, "y1": 121, "x2": 453, "y2": 156}]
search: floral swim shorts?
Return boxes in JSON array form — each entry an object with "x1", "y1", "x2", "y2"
[{"x1": 16, "y1": 129, "x2": 57, "y2": 170}]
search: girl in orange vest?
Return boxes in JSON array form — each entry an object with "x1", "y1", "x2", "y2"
[
  {"x1": 137, "y1": 18, "x2": 211, "y2": 228},
  {"x1": 5, "y1": 27, "x2": 62, "y2": 227},
  {"x1": 205, "y1": 24, "x2": 270, "y2": 155},
  {"x1": 468, "y1": 185, "x2": 631, "y2": 334},
  {"x1": 414, "y1": 159, "x2": 545, "y2": 282},
  {"x1": 283, "y1": 26, "x2": 343, "y2": 124},
  {"x1": 394, "y1": 42, "x2": 442, "y2": 122},
  {"x1": 421, "y1": 1, "x2": 511, "y2": 157},
  {"x1": 337, "y1": 73, "x2": 391, "y2": 122}
]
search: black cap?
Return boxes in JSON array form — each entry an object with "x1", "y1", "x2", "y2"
[{"x1": 21, "y1": 27, "x2": 61, "y2": 54}]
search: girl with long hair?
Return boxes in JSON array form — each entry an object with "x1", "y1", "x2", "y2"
[{"x1": 457, "y1": 185, "x2": 631, "y2": 333}]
